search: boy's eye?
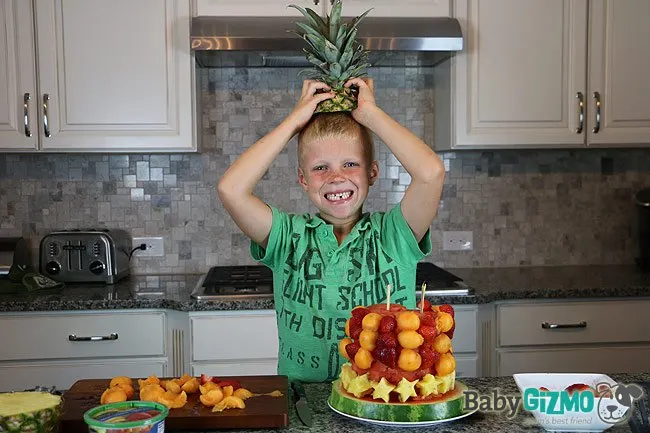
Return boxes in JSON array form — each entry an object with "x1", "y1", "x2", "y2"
[
  {"x1": 313, "y1": 165, "x2": 327, "y2": 171},
  {"x1": 344, "y1": 162, "x2": 360, "y2": 168}
]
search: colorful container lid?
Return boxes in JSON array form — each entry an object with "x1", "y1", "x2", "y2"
[{"x1": 83, "y1": 400, "x2": 169, "y2": 431}]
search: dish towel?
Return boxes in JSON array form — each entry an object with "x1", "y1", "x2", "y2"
[{"x1": 0, "y1": 264, "x2": 65, "y2": 294}]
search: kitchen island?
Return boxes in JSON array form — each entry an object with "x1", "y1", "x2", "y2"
[{"x1": 171, "y1": 373, "x2": 649, "y2": 433}]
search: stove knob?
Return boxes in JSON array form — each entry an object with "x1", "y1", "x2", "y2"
[
  {"x1": 45, "y1": 261, "x2": 60, "y2": 275},
  {"x1": 89, "y1": 261, "x2": 105, "y2": 275}
]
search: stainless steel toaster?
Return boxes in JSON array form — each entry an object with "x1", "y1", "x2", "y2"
[{"x1": 39, "y1": 229, "x2": 131, "y2": 284}]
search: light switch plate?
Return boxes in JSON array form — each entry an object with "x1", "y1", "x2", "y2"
[{"x1": 443, "y1": 231, "x2": 473, "y2": 251}]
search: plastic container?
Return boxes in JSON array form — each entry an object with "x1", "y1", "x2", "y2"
[{"x1": 83, "y1": 401, "x2": 169, "y2": 433}]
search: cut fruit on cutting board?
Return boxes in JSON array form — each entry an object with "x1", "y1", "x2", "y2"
[{"x1": 60, "y1": 375, "x2": 288, "y2": 432}]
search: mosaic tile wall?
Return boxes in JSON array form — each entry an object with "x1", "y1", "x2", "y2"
[{"x1": 1, "y1": 66, "x2": 650, "y2": 274}]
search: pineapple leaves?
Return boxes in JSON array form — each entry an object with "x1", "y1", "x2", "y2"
[
  {"x1": 294, "y1": 22, "x2": 324, "y2": 41},
  {"x1": 324, "y1": 40, "x2": 340, "y2": 63},
  {"x1": 329, "y1": 62, "x2": 342, "y2": 79},
  {"x1": 328, "y1": 0, "x2": 342, "y2": 43},
  {"x1": 287, "y1": 4, "x2": 328, "y2": 36}
]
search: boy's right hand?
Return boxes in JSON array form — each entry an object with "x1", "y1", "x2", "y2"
[{"x1": 285, "y1": 80, "x2": 334, "y2": 135}]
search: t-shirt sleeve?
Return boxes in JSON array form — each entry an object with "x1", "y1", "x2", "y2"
[
  {"x1": 380, "y1": 203, "x2": 432, "y2": 264},
  {"x1": 250, "y1": 205, "x2": 291, "y2": 269}
]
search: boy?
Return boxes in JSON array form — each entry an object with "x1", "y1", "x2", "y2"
[{"x1": 218, "y1": 78, "x2": 445, "y2": 382}]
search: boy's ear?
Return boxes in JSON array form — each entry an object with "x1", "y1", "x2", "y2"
[
  {"x1": 368, "y1": 160, "x2": 379, "y2": 186},
  {"x1": 297, "y1": 167, "x2": 309, "y2": 191}
]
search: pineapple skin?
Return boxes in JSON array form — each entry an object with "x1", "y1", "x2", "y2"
[
  {"x1": 317, "y1": 87, "x2": 358, "y2": 113},
  {"x1": 0, "y1": 392, "x2": 61, "y2": 433}
]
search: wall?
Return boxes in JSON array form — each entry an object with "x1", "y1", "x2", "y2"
[{"x1": 1, "y1": 65, "x2": 649, "y2": 273}]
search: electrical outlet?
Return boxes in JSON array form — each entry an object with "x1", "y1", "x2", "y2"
[
  {"x1": 132, "y1": 237, "x2": 164, "y2": 257},
  {"x1": 442, "y1": 231, "x2": 473, "y2": 251}
]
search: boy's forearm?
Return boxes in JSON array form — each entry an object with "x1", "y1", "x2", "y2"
[
  {"x1": 363, "y1": 106, "x2": 444, "y2": 182},
  {"x1": 218, "y1": 118, "x2": 297, "y2": 196}
]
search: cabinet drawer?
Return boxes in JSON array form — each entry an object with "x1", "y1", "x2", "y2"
[
  {"x1": 497, "y1": 346, "x2": 650, "y2": 376},
  {"x1": 191, "y1": 360, "x2": 278, "y2": 377},
  {"x1": 448, "y1": 306, "x2": 478, "y2": 353},
  {"x1": 0, "y1": 311, "x2": 165, "y2": 360},
  {"x1": 497, "y1": 300, "x2": 650, "y2": 347},
  {"x1": 454, "y1": 354, "x2": 478, "y2": 378},
  {"x1": 191, "y1": 311, "x2": 279, "y2": 361},
  {"x1": 0, "y1": 358, "x2": 166, "y2": 392}
]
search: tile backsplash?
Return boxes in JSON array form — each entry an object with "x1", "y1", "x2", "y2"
[{"x1": 1, "y1": 66, "x2": 649, "y2": 274}]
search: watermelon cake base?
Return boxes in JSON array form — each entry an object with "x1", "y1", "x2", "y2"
[{"x1": 328, "y1": 379, "x2": 468, "y2": 423}]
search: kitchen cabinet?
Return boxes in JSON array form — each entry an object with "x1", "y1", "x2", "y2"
[
  {"x1": 494, "y1": 298, "x2": 650, "y2": 376},
  {"x1": 437, "y1": 0, "x2": 650, "y2": 150},
  {"x1": 193, "y1": 0, "x2": 450, "y2": 17},
  {"x1": 190, "y1": 310, "x2": 280, "y2": 376},
  {"x1": 0, "y1": 310, "x2": 185, "y2": 392},
  {"x1": 0, "y1": 0, "x2": 195, "y2": 153}
]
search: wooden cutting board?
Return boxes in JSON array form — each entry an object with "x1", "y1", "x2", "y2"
[{"x1": 60, "y1": 375, "x2": 289, "y2": 432}]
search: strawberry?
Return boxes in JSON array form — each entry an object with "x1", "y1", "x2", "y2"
[
  {"x1": 351, "y1": 306, "x2": 370, "y2": 320},
  {"x1": 200, "y1": 374, "x2": 214, "y2": 385},
  {"x1": 378, "y1": 316, "x2": 397, "y2": 334},
  {"x1": 419, "y1": 346, "x2": 440, "y2": 370},
  {"x1": 420, "y1": 311, "x2": 437, "y2": 327},
  {"x1": 418, "y1": 325, "x2": 438, "y2": 341},
  {"x1": 376, "y1": 332, "x2": 397, "y2": 348},
  {"x1": 374, "y1": 347, "x2": 398, "y2": 369},
  {"x1": 349, "y1": 316, "x2": 363, "y2": 340},
  {"x1": 216, "y1": 380, "x2": 242, "y2": 391},
  {"x1": 439, "y1": 304, "x2": 455, "y2": 318},
  {"x1": 345, "y1": 341, "x2": 361, "y2": 360},
  {"x1": 416, "y1": 299, "x2": 432, "y2": 312}
]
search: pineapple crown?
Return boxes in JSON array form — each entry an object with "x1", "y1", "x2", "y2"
[{"x1": 288, "y1": 0, "x2": 372, "y2": 89}]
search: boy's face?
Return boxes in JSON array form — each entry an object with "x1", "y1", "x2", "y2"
[{"x1": 298, "y1": 135, "x2": 378, "y2": 226}]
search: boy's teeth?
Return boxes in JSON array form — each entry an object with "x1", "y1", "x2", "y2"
[{"x1": 326, "y1": 191, "x2": 351, "y2": 201}]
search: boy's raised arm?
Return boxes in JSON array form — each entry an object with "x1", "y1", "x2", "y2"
[
  {"x1": 346, "y1": 78, "x2": 445, "y2": 243},
  {"x1": 217, "y1": 81, "x2": 334, "y2": 248}
]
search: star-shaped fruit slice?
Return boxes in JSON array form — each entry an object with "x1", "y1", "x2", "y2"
[
  {"x1": 416, "y1": 374, "x2": 443, "y2": 397},
  {"x1": 347, "y1": 373, "x2": 374, "y2": 398},
  {"x1": 372, "y1": 377, "x2": 396, "y2": 403},
  {"x1": 339, "y1": 363, "x2": 357, "y2": 389},
  {"x1": 395, "y1": 377, "x2": 419, "y2": 402}
]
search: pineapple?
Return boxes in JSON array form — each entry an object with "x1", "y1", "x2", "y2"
[
  {"x1": 289, "y1": 0, "x2": 372, "y2": 112},
  {"x1": 0, "y1": 392, "x2": 62, "y2": 433}
]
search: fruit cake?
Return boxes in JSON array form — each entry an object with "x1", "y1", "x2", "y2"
[{"x1": 329, "y1": 301, "x2": 466, "y2": 422}]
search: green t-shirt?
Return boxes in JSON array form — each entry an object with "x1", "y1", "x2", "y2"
[{"x1": 250, "y1": 203, "x2": 432, "y2": 383}]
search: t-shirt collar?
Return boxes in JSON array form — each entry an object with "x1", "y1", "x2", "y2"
[{"x1": 306, "y1": 212, "x2": 372, "y2": 233}]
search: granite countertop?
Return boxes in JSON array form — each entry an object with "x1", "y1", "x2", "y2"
[
  {"x1": 178, "y1": 373, "x2": 649, "y2": 433},
  {"x1": 0, "y1": 265, "x2": 648, "y2": 313}
]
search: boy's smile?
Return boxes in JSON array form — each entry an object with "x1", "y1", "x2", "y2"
[{"x1": 298, "y1": 136, "x2": 378, "y2": 229}]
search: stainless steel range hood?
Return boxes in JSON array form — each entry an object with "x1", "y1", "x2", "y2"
[{"x1": 191, "y1": 16, "x2": 463, "y2": 68}]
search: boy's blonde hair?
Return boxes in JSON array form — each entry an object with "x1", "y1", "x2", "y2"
[{"x1": 298, "y1": 113, "x2": 375, "y2": 168}]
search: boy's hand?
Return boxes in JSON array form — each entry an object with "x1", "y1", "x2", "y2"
[
  {"x1": 345, "y1": 77, "x2": 378, "y2": 127},
  {"x1": 286, "y1": 80, "x2": 334, "y2": 135}
]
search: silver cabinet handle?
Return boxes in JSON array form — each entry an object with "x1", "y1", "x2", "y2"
[
  {"x1": 541, "y1": 321, "x2": 587, "y2": 330},
  {"x1": 592, "y1": 91, "x2": 601, "y2": 133},
  {"x1": 69, "y1": 333, "x2": 118, "y2": 341},
  {"x1": 42, "y1": 94, "x2": 51, "y2": 137},
  {"x1": 23, "y1": 93, "x2": 31, "y2": 137},
  {"x1": 575, "y1": 92, "x2": 584, "y2": 134}
]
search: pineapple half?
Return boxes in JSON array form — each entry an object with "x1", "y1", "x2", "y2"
[
  {"x1": 289, "y1": 0, "x2": 372, "y2": 112},
  {"x1": 0, "y1": 392, "x2": 62, "y2": 433}
]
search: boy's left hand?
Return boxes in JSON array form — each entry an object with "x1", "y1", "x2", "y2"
[{"x1": 345, "y1": 77, "x2": 378, "y2": 127}]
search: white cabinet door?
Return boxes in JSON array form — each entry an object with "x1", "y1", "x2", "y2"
[
  {"x1": 586, "y1": 0, "x2": 650, "y2": 146},
  {"x1": 191, "y1": 361, "x2": 278, "y2": 377},
  {"x1": 330, "y1": 0, "x2": 451, "y2": 17},
  {"x1": 33, "y1": 0, "x2": 195, "y2": 152},
  {"x1": 194, "y1": 0, "x2": 324, "y2": 16},
  {"x1": 0, "y1": 0, "x2": 38, "y2": 150},
  {"x1": 448, "y1": 0, "x2": 588, "y2": 149},
  {"x1": 0, "y1": 359, "x2": 167, "y2": 392}
]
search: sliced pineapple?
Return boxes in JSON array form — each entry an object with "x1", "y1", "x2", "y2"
[{"x1": 0, "y1": 392, "x2": 61, "y2": 433}]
